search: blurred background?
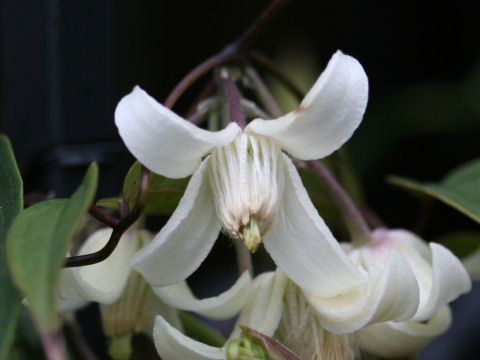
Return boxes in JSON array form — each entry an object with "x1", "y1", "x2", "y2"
[{"x1": 1, "y1": 0, "x2": 479, "y2": 359}]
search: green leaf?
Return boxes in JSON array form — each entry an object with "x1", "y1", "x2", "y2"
[
  {"x1": 6, "y1": 163, "x2": 98, "y2": 332},
  {"x1": 432, "y1": 231, "x2": 480, "y2": 259},
  {"x1": 179, "y1": 312, "x2": 226, "y2": 347},
  {"x1": 388, "y1": 158, "x2": 480, "y2": 224},
  {"x1": 0, "y1": 135, "x2": 23, "y2": 360},
  {"x1": 122, "y1": 161, "x2": 189, "y2": 215},
  {"x1": 9, "y1": 307, "x2": 44, "y2": 360}
]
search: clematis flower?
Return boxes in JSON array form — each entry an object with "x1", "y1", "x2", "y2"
[
  {"x1": 152, "y1": 269, "x2": 288, "y2": 360},
  {"x1": 58, "y1": 228, "x2": 251, "y2": 358},
  {"x1": 345, "y1": 229, "x2": 472, "y2": 358},
  {"x1": 114, "y1": 50, "x2": 369, "y2": 288},
  {"x1": 153, "y1": 237, "x2": 471, "y2": 360}
]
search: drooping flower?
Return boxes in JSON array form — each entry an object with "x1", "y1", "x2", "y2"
[
  {"x1": 152, "y1": 237, "x2": 471, "y2": 360},
  {"x1": 115, "y1": 50, "x2": 369, "y2": 288},
  {"x1": 344, "y1": 229, "x2": 472, "y2": 358},
  {"x1": 58, "y1": 228, "x2": 251, "y2": 359},
  {"x1": 152, "y1": 269, "x2": 288, "y2": 360}
]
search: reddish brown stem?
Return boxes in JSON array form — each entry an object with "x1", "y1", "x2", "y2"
[
  {"x1": 219, "y1": 69, "x2": 247, "y2": 129},
  {"x1": 164, "y1": 0, "x2": 292, "y2": 110},
  {"x1": 64, "y1": 166, "x2": 150, "y2": 267},
  {"x1": 237, "y1": 0, "x2": 291, "y2": 51},
  {"x1": 249, "y1": 50, "x2": 304, "y2": 100},
  {"x1": 41, "y1": 332, "x2": 67, "y2": 360},
  {"x1": 307, "y1": 160, "x2": 371, "y2": 245}
]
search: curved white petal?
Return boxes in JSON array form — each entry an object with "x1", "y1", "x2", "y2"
[
  {"x1": 152, "y1": 271, "x2": 251, "y2": 320},
  {"x1": 414, "y1": 243, "x2": 471, "y2": 321},
  {"x1": 359, "y1": 306, "x2": 452, "y2": 358},
  {"x1": 263, "y1": 154, "x2": 366, "y2": 297},
  {"x1": 231, "y1": 269, "x2": 287, "y2": 340},
  {"x1": 246, "y1": 50, "x2": 368, "y2": 160},
  {"x1": 305, "y1": 249, "x2": 419, "y2": 334},
  {"x1": 56, "y1": 267, "x2": 89, "y2": 312},
  {"x1": 131, "y1": 158, "x2": 222, "y2": 287},
  {"x1": 57, "y1": 266, "x2": 84, "y2": 301},
  {"x1": 153, "y1": 316, "x2": 225, "y2": 360},
  {"x1": 73, "y1": 228, "x2": 139, "y2": 304},
  {"x1": 115, "y1": 86, "x2": 241, "y2": 178}
]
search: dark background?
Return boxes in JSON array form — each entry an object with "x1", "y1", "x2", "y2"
[{"x1": 1, "y1": 0, "x2": 479, "y2": 359}]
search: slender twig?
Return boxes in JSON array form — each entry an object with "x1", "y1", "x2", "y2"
[
  {"x1": 164, "y1": 0, "x2": 292, "y2": 110},
  {"x1": 88, "y1": 204, "x2": 119, "y2": 228},
  {"x1": 237, "y1": 0, "x2": 291, "y2": 51},
  {"x1": 63, "y1": 319, "x2": 99, "y2": 360},
  {"x1": 41, "y1": 332, "x2": 67, "y2": 360},
  {"x1": 164, "y1": 52, "x2": 237, "y2": 109},
  {"x1": 244, "y1": 64, "x2": 282, "y2": 118},
  {"x1": 249, "y1": 50, "x2": 304, "y2": 100},
  {"x1": 235, "y1": 241, "x2": 254, "y2": 276},
  {"x1": 361, "y1": 206, "x2": 386, "y2": 229},
  {"x1": 241, "y1": 98, "x2": 270, "y2": 119},
  {"x1": 218, "y1": 68, "x2": 247, "y2": 129},
  {"x1": 187, "y1": 97, "x2": 219, "y2": 125},
  {"x1": 307, "y1": 160, "x2": 371, "y2": 245},
  {"x1": 64, "y1": 166, "x2": 150, "y2": 267},
  {"x1": 185, "y1": 79, "x2": 217, "y2": 119}
]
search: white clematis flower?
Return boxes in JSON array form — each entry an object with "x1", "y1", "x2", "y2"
[
  {"x1": 58, "y1": 228, "x2": 251, "y2": 338},
  {"x1": 344, "y1": 229, "x2": 472, "y2": 358},
  {"x1": 115, "y1": 50, "x2": 369, "y2": 288},
  {"x1": 152, "y1": 269, "x2": 288, "y2": 360},
  {"x1": 152, "y1": 244, "x2": 470, "y2": 360}
]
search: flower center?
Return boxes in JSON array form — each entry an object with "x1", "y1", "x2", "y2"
[
  {"x1": 276, "y1": 281, "x2": 359, "y2": 360},
  {"x1": 209, "y1": 133, "x2": 282, "y2": 252}
]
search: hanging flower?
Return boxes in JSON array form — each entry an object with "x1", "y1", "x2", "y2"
[
  {"x1": 151, "y1": 269, "x2": 289, "y2": 360},
  {"x1": 152, "y1": 242, "x2": 470, "y2": 360},
  {"x1": 115, "y1": 50, "x2": 369, "y2": 288},
  {"x1": 57, "y1": 228, "x2": 251, "y2": 359},
  {"x1": 344, "y1": 229, "x2": 472, "y2": 358}
]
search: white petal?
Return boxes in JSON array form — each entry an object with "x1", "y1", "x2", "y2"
[
  {"x1": 359, "y1": 306, "x2": 452, "y2": 358},
  {"x1": 73, "y1": 228, "x2": 139, "y2": 304},
  {"x1": 131, "y1": 158, "x2": 222, "y2": 287},
  {"x1": 230, "y1": 269, "x2": 287, "y2": 340},
  {"x1": 115, "y1": 86, "x2": 241, "y2": 178},
  {"x1": 414, "y1": 243, "x2": 471, "y2": 321},
  {"x1": 56, "y1": 267, "x2": 89, "y2": 312},
  {"x1": 246, "y1": 50, "x2": 368, "y2": 160},
  {"x1": 152, "y1": 271, "x2": 251, "y2": 320},
  {"x1": 153, "y1": 316, "x2": 225, "y2": 360},
  {"x1": 305, "y1": 249, "x2": 419, "y2": 333},
  {"x1": 263, "y1": 154, "x2": 366, "y2": 297},
  {"x1": 149, "y1": 297, "x2": 183, "y2": 335},
  {"x1": 57, "y1": 266, "x2": 84, "y2": 301}
]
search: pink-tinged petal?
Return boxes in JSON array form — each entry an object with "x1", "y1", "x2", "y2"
[
  {"x1": 305, "y1": 249, "x2": 419, "y2": 333},
  {"x1": 73, "y1": 228, "x2": 138, "y2": 304},
  {"x1": 246, "y1": 50, "x2": 368, "y2": 160},
  {"x1": 263, "y1": 154, "x2": 366, "y2": 297},
  {"x1": 153, "y1": 316, "x2": 225, "y2": 360},
  {"x1": 359, "y1": 306, "x2": 452, "y2": 358},
  {"x1": 131, "y1": 158, "x2": 221, "y2": 287},
  {"x1": 152, "y1": 271, "x2": 251, "y2": 320},
  {"x1": 115, "y1": 86, "x2": 241, "y2": 178}
]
